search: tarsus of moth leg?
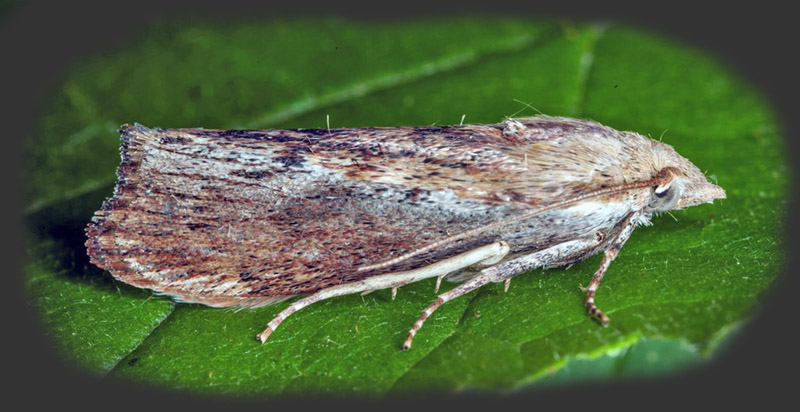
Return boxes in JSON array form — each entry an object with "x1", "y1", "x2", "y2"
[
  {"x1": 584, "y1": 260, "x2": 611, "y2": 326},
  {"x1": 403, "y1": 274, "x2": 493, "y2": 350},
  {"x1": 584, "y1": 212, "x2": 638, "y2": 326}
]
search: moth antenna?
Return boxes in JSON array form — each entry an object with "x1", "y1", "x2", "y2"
[
  {"x1": 434, "y1": 276, "x2": 443, "y2": 293},
  {"x1": 460, "y1": 114, "x2": 466, "y2": 126},
  {"x1": 403, "y1": 274, "x2": 493, "y2": 350},
  {"x1": 504, "y1": 278, "x2": 511, "y2": 293}
]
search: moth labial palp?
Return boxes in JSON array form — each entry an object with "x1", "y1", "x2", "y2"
[{"x1": 84, "y1": 116, "x2": 726, "y2": 349}]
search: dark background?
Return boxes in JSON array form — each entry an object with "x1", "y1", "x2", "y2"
[{"x1": 3, "y1": 0, "x2": 797, "y2": 410}]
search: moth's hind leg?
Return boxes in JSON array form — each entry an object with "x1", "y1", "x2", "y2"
[
  {"x1": 257, "y1": 241, "x2": 510, "y2": 343},
  {"x1": 256, "y1": 292, "x2": 328, "y2": 343}
]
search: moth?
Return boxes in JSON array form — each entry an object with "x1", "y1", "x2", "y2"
[{"x1": 85, "y1": 116, "x2": 725, "y2": 350}]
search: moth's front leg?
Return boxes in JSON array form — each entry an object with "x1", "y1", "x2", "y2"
[
  {"x1": 584, "y1": 211, "x2": 640, "y2": 326},
  {"x1": 403, "y1": 233, "x2": 609, "y2": 350}
]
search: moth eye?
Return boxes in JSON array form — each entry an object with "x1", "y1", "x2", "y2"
[{"x1": 651, "y1": 182, "x2": 683, "y2": 212}]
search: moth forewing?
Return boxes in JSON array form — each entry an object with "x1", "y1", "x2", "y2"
[{"x1": 85, "y1": 116, "x2": 725, "y2": 349}]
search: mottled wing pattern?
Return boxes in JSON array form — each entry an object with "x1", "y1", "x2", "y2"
[{"x1": 86, "y1": 118, "x2": 661, "y2": 307}]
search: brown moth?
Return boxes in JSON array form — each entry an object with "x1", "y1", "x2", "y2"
[{"x1": 85, "y1": 116, "x2": 725, "y2": 350}]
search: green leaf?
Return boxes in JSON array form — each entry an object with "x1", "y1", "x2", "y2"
[
  {"x1": 25, "y1": 18, "x2": 786, "y2": 396},
  {"x1": 25, "y1": 190, "x2": 175, "y2": 372}
]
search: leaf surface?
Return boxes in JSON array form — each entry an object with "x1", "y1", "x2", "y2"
[{"x1": 25, "y1": 18, "x2": 786, "y2": 396}]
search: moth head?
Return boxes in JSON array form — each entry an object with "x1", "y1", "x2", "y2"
[{"x1": 649, "y1": 143, "x2": 726, "y2": 212}]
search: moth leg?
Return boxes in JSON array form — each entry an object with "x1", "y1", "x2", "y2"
[
  {"x1": 584, "y1": 212, "x2": 640, "y2": 326},
  {"x1": 434, "y1": 276, "x2": 443, "y2": 293},
  {"x1": 403, "y1": 233, "x2": 613, "y2": 350},
  {"x1": 403, "y1": 273, "x2": 494, "y2": 350},
  {"x1": 369, "y1": 240, "x2": 509, "y2": 300},
  {"x1": 434, "y1": 245, "x2": 508, "y2": 293},
  {"x1": 256, "y1": 286, "x2": 356, "y2": 343},
  {"x1": 258, "y1": 241, "x2": 510, "y2": 343}
]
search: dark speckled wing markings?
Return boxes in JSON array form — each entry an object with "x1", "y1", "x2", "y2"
[
  {"x1": 85, "y1": 116, "x2": 725, "y2": 348},
  {"x1": 87, "y1": 123, "x2": 522, "y2": 306}
]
